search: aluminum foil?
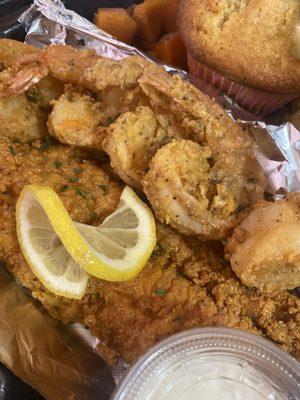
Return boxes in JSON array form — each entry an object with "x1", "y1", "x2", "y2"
[
  {"x1": 0, "y1": 267, "x2": 115, "y2": 399},
  {"x1": 0, "y1": 0, "x2": 296, "y2": 398}
]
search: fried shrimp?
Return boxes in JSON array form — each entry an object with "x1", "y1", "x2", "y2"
[
  {"x1": 0, "y1": 69, "x2": 62, "y2": 143},
  {"x1": 143, "y1": 140, "x2": 214, "y2": 234},
  {"x1": 225, "y1": 194, "x2": 300, "y2": 292},
  {"x1": 48, "y1": 86, "x2": 105, "y2": 149},
  {"x1": 6, "y1": 53, "x2": 48, "y2": 97},
  {"x1": 43, "y1": 45, "x2": 100, "y2": 85},
  {"x1": 43, "y1": 45, "x2": 145, "y2": 93},
  {"x1": 103, "y1": 106, "x2": 169, "y2": 189},
  {"x1": 144, "y1": 140, "x2": 247, "y2": 239},
  {"x1": 139, "y1": 66, "x2": 266, "y2": 239},
  {"x1": 0, "y1": 40, "x2": 63, "y2": 143}
]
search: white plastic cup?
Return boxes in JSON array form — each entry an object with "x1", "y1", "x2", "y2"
[{"x1": 112, "y1": 327, "x2": 300, "y2": 400}]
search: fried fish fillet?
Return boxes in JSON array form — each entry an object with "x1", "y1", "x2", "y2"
[{"x1": 0, "y1": 136, "x2": 298, "y2": 365}]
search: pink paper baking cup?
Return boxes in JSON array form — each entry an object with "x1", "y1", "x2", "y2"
[{"x1": 188, "y1": 54, "x2": 299, "y2": 117}]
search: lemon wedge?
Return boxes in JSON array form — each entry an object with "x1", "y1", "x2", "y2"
[{"x1": 16, "y1": 185, "x2": 156, "y2": 298}]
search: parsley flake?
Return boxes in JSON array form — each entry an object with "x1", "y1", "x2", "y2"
[
  {"x1": 39, "y1": 137, "x2": 53, "y2": 152},
  {"x1": 75, "y1": 187, "x2": 87, "y2": 198},
  {"x1": 154, "y1": 288, "x2": 166, "y2": 296},
  {"x1": 26, "y1": 92, "x2": 38, "y2": 103},
  {"x1": 152, "y1": 242, "x2": 165, "y2": 257},
  {"x1": 55, "y1": 160, "x2": 63, "y2": 169},
  {"x1": 8, "y1": 145, "x2": 16, "y2": 156},
  {"x1": 60, "y1": 185, "x2": 69, "y2": 192},
  {"x1": 98, "y1": 184, "x2": 108, "y2": 195},
  {"x1": 94, "y1": 292, "x2": 101, "y2": 300},
  {"x1": 69, "y1": 177, "x2": 79, "y2": 184},
  {"x1": 74, "y1": 167, "x2": 83, "y2": 174}
]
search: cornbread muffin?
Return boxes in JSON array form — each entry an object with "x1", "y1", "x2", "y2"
[{"x1": 178, "y1": 0, "x2": 300, "y2": 94}]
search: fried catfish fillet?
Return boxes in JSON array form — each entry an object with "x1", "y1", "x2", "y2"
[
  {"x1": 0, "y1": 135, "x2": 298, "y2": 365},
  {"x1": 0, "y1": 136, "x2": 121, "y2": 321}
]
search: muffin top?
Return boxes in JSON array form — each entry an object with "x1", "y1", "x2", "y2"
[{"x1": 178, "y1": 0, "x2": 300, "y2": 93}]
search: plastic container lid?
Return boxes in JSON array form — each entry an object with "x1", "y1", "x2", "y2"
[{"x1": 112, "y1": 327, "x2": 300, "y2": 400}]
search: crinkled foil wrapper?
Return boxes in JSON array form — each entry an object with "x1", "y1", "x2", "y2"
[{"x1": 0, "y1": 0, "x2": 299, "y2": 398}]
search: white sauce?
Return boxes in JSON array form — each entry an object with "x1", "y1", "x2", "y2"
[{"x1": 134, "y1": 355, "x2": 286, "y2": 400}]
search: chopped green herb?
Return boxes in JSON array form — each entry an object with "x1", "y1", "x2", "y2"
[
  {"x1": 105, "y1": 115, "x2": 119, "y2": 126},
  {"x1": 98, "y1": 184, "x2": 108, "y2": 195},
  {"x1": 247, "y1": 177, "x2": 256, "y2": 184},
  {"x1": 55, "y1": 160, "x2": 63, "y2": 169},
  {"x1": 26, "y1": 92, "x2": 38, "y2": 103},
  {"x1": 69, "y1": 177, "x2": 79, "y2": 184},
  {"x1": 74, "y1": 167, "x2": 83, "y2": 174},
  {"x1": 172, "y1": 315, "x2": 182, "y2": 322},
  {"x1": 39, "y1": 137, "x2": 53, "y2": 152},
  {"x1": 60, "y1": 185, "x2": 69, "y2": 192},
  {"x1": 152, "y1": 242, "x2": 165, "y2": 257},
  {"x1": 154, "y1": 288, "x2": 166, "y2": 296},
  {"x1": 235, "y1": 205, "x2": 246, "y2": 214},
  {"x1": 8, "y1": 145, "x2": 16, "y2": 156},
  {"x1": 75, "y1": 187, "x2": 88, "y2": 198},
  {"x1": 105, "y1": 117, "x2": 114, "y2": 126},
  {"x1": 94, "y1": 292, "x2": 101, "y2": 300}
]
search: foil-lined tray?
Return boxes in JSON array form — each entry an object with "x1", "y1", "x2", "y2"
[{"x1": 0, "y1": 0, "x2": 299, "y2": 398}]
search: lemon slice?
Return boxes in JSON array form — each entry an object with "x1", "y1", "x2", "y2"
[
  {"x1": 16, "y1": 185, "x2": 156, "y2": 298},
  {"x1": 16, "y1": 185, "x2": 89, "y2": 299},
  {"x1": 74, "y1": 186, "x2": 156, "y2": 281}
]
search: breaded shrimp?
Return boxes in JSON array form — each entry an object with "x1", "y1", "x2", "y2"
[
  {"x1": 138, "y1": 67, "x2": 266, "y2": 239},
  {"x1": 43, "y1": 45, "x2": 145, "y2": 93},
  {"x1": 0, "y1": 40, "x2": 63, "y2": 143},
  {"x1": 43, "y1": 45, "x2": 99, "y2": 85},
  {"x1": 226, "y1": 194, "x2": 300, "y2": 292},
  {"x1": 6, "y1": 53, "x2": 48, "y2": 97},
  {"x1": 47, "y1": 86, "x2": 105, "y2": 149},
  {"x1": 0, "y1": 67, "x2": 62, "y2": 143},
  {"x1": 144, "y1": 140, "x2": 246, "y2": 239},
  {"x1": 103, "y1": 106, "x2": 169, "y2": 189}
]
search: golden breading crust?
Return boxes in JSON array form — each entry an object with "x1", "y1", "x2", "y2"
[
  {"x1": 0, "y1": 136, "x2": 299, "y2": 365},
  {"x1": 47, "y1": 86, "x2": 105, "y2": 149},
  {"x1": 178, "y1": 0, "x2": 300, "y2": 93},
  {"x1": 0, "y1": 136, "x2": 121, "y2": 322},
  {"x1": 226, "y1": 194, "x2": 300, "y2": 291},
  {"x1": 0, "y1": 40, "x2": 63, "y2": 143},
  {"x1": 0, "y1": 39, "x2": 40, "y2": 69}
]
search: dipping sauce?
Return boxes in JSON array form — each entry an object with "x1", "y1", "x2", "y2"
[{"x1": 112, "y1": 328, "x2": 300, "y2": 400}]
